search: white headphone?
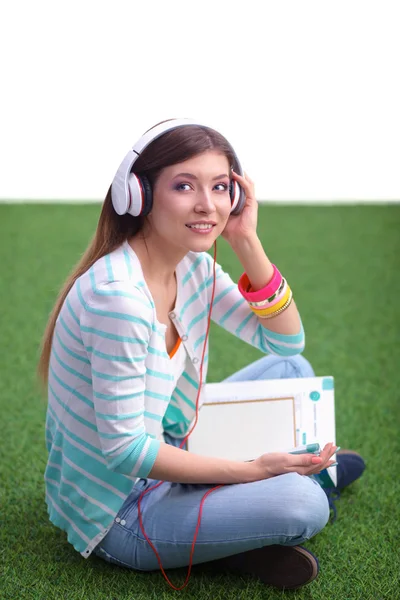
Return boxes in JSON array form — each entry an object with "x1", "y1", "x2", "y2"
[{"x1": 111, "y1": 118, "x2": 246, "y2": 217}]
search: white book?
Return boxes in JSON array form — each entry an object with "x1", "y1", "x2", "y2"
[{"x1": 187, "y1": 376, "x2": 337, "y2": 487}]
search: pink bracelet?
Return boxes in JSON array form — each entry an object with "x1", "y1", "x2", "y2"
[
  {"x1": 248, "y1": 278, "x2": 287, "y2": 308},
  {"x1": 266, "y1": 279, "x2": 290, "y2": 308},
  {"x1": 238, "y1": 265, "x2": 283, "y2": 303},
  {"x1": 251, "y1": 285, "x2": 292, "y2": 317}
]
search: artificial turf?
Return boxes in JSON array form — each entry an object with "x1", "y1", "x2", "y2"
[{"x1": 0, "y1": 203, "x2": 399, "y2": 599}]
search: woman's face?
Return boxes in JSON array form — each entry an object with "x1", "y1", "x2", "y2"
[{"x1": 145, "y1": 150, "x2": 232, "y2": 254}]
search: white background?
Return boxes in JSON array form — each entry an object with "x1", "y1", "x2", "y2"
[{"x1": 1, "y1": 0, "x2": 399, "y2": 202}]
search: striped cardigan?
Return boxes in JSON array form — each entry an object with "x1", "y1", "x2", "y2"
[{"x1": 44, "y1": 240, "x2": 305, "y2": 557}]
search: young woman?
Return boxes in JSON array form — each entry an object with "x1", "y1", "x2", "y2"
[{"x1": 38, "y1": 119, "x2": 365, "y2": 591}]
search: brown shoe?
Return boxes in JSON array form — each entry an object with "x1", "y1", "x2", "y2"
[{"x1": 204, "y1": 545, "x2": 319, "y2": 590}]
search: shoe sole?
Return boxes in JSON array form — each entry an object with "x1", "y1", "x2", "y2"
[{"x1": 205, "y1": 544, "x2": 319, "y2": 590}]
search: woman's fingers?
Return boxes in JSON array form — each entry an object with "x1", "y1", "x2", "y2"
[
  {"x1": 231, "y1": 170, "x2": 255, "y2": 198},
  {"x1": 286, "y1": 443, "x2": 338, "y2": 476},
  {"x1": 319, "y1": 443, "x2": 336, "y2": 464},
  {"x1": 308, "y1": 444, "x2": 338, "y2": 475},
  {"x1": 286, "y1": 453, "x2": 321, "y2": 470}
]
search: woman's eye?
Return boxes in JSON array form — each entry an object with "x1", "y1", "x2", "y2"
[
  {"x1": 175, "y1": 182, "x2": 228, "y2": 192},
  {"x1": 175, "y1": 183, "x2": 192, "y2": 191}
]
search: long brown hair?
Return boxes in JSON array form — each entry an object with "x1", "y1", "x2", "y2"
[{"x1": 37, "y1": 121, "x2": 236, "y2": 385}]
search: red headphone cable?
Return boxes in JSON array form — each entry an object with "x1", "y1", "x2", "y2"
[{"x1": 137, "y1": 241, "x2": 224, "y2": 590}]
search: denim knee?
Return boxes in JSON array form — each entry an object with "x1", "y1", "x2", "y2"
[
  {"x1": 283, "y1": 354, "x2": 315, "y2": 378},
  {"x1": 282, "y1": 474, "x2": 330, "y2": 541},
  {"x1": 254, "y1": 354, "x2": 315, "y2": 380}
]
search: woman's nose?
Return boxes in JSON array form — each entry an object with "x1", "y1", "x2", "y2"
[{"x1": 195, "y1": 188, "x2": 215, "y2": 212}]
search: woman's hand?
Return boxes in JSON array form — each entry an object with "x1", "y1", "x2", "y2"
[
  {"x1": 221, "y1": 170, "x2": 259, "y2": 246},
  {"x1": 252, "y1": 443, "x2": 338, "y2": 480}
]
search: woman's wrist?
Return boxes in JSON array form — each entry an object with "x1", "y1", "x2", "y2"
[
  {"x1": 229, "y1": 233, "x2": 263, "y2": 256},
  {"x1": 231, "y1": 235, "x2": 275, "y2": 292},
  {"x1": 240, "y1": 459, "x2": 266, "y2": 483}
]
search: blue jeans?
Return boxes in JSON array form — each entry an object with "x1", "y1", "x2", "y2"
[{"x1": 93, "y1": 355, "x2": 330, "y2": 570}]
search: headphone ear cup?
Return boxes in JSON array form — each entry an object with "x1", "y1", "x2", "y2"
[
  {"x1": 127, "y1": 174, "x2": 153, "y2": 217},
  {"x1": 138, "y1": 175, "x2": 153, "y2": 216},
  {"x1": 229, "y1": 180, "x2": 234, "y2": 202},
  {"x1": 229, "y1": 179, "x2": 245, "y2": 215}
]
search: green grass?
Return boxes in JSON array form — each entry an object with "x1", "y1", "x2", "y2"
[{"x1": 1, "y1": 204, "x2": 399, "y2": 599}]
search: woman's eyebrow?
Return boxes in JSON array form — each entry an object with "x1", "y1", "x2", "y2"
[{"x1": 172, "y1": 172, "x2": 229, "y2": 180}]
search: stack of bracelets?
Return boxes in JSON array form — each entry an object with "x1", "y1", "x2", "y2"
[{"x1": 238, "y1": 265, "x2": 293, "y2": 319}]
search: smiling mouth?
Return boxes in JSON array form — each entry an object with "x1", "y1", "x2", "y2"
[{"x1": 185, "y1": 224, "x2": 216, "y2": 231}]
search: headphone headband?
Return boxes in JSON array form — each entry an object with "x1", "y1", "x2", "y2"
[
  {"x1": 133, "y1": 118, "x2": 205, "y2": 154},
  {"x1": 111, "y1": 118, "x2": 245, "y2": 217}
]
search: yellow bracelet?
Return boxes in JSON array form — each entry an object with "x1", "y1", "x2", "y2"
[
  {"x1": 256, "y1": 292, "x2": 293, "y2": 319},
  {"x1": 251, "y1": 286, "x2": 292, "y2": 317}
]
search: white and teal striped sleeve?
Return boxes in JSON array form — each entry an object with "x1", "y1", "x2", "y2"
[
  {"x1": 80, "y1": 282, "x2": 160, "y2": 478},
  {"x1": 204, "y1": 253, "x2": 305, "y2": 356}
]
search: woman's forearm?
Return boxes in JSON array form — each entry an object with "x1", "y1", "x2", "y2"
[
  {"x1": 231, "y1": 235, "x2": 302, "y2": 335},
  {"x1": 147, "y1": 442, "x2": 259, "y2": 484}
]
